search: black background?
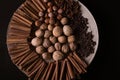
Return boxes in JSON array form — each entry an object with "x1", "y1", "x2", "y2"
[{"x1": 0, "y1": 0, "x2": 119, "y2": 80}]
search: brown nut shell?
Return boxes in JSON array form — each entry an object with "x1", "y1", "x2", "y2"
[
  {"x1": 53, "y1": 51, "x2": 64, "y2": 61},
  {"x1": 53, "y1": 26, "x2": 63, "y2": 37}
]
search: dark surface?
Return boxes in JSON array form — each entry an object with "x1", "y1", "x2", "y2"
[{"x1": 0, "y1": 0, "x2": 118, "y2": 80}]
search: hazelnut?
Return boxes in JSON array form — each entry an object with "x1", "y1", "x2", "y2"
[
  {"x1": 54, "y1": 42, "x2": 61, "y2": 50},
  {"x1": 61, "y1": 17, "x2": 68, "y2": 25},
  {"x1": 48, "y1": 24, "x2": 54, "y2": 31},
  {"x1": 47, "y1": 7, "x2": 52, "y2": 13},
  {"x1": 36, "y1": 46, "x2": 45, "y2": 54},
  {"x1": 69, "y1": 42, "x2": 77, "y2": 51},
  {"x1": 40, "y1": 23, "x2": 48, "y2": 30},
  {"x1": 58, "y1": 8, "x2": 63, "y2": 14},
  {"x1": 52, "y1": 6, "x2": 58, "y2": 11},
  {"x1": 43, "y1": 0, "x2": 48, "y2": 3},
  {"x1": 57, "y1": 14, "x2": 62, "y2": 20},
  {"x1": 49, "y1": 18, "x2": 55, "y2": 24},
  {"x1": 38, "y1": 11, "x2": 44, "y2": 17},
  {"x1": 68, "y1": 35, "x2": 75, "y2": 43},
  {"x1": 31, "y1": 37, "x2": 42, "y2": 46},
  {"x1": 48, "y1": 46, "x2": 55, "y2": 53},
  {"x1": 35, "y1": 29, "x2": 44, "y2": 37},
  {"x1": 47, "y1": 2, "x2": 52, "y2": 7},
  {"x1": 35, "y1": 20, "x2": 41, "y2": 27},
  {"x1": 58, "y1": 36, "x2": 66, "y2": 43},
  {"x1": 63, "y1": 25, "x2": 73, "y2": 36},
  {"x1": 55, "y1": 21, "x2": 60, "y2": 26},
  {"x1": 53, "y1": 51, "x2": 64, "y2": 61},
  {"x1": 62, "y1": 44, "x2": 69, "y2": 53},
  {"x1": 48, "y1": 12, "x2": 54, "y2": 18},
  {"x1": 53, "y1": 26, "x2": 63, "y2": 37},
  {"x1": 44, "y1": 30, "x2": 52, "y2": 38},
  {"x1": 43, "y1": 39, "x2": 51, "y2": 48},
  {"x1": 42, "y1": 52, "x2": 51, "y2": 60},
  {"x1": 49, "y1": 36, "x2": 57, "y2": 44},
  {"x1": 39, "y1": 17, "x2": 44, "y2": 22},
  {"x1": 44, "y1": 18, "x2": 49, "y2": 24}
]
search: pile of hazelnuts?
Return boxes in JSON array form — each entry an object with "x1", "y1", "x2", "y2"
[{"x1": 31, "y1": 0, "x2": 77, "y2": 62}]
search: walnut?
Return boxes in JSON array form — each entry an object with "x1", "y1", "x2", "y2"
[
  {"x1": 38, "y1": 11, "x2": 44, "y2": 17},
  {"x1": 36, "y1": 46, "x2": 45, "y2": 54},
  {"x1": 58, "y1": 36, "x2": 67, "y2": 43},
  {"x1": 48, "y1": 24, "x2": 54, "y2": 31},
  {"x1": 35, "y1": 20, "x2": 41, "y2": 27},
  {"x1": 52, "y1": 6, "x2": 58, "y2": 11},
  {"x1": 43, "y1": 39, "x2": 51, "y2": 48},
  {"x1": 48, "y1": 46, "x2": 55, "y2": 53},
  {"x1": 63, "y1": 25, "x2": 73, "y2": 36},
  {"x1": 57, "y1": 14, "x2": 63, "y2": 20},
  {"x1": 53, "y1": 51, "x2": 64, "y2": 61},
  {"x1": 31, "y1": 37, "x2": 42, "y2": 46},
  {"x1": 47, "y1": 7, "x2": 52, "y2": 13},
  {"x1": 43, "y1": 0, "x2": 48, "y2": 3},
  {"x1": 42, "y1": 52, "x2": 51, "y2": 60},
  {"x1": 35, "y1": 29, "x2": 44, "y2": 37},
  {"x1": 49, "y1": 36, "x2": 57, "y2": 44},
  {"x1": 44, "y1": 18, "x2": 49, "y2": 24},
  {"x1": 61, "y1": 44, "x2": 69, "y2": 53},
  {"x1": 47, "y1": 2, "x2": 53, "y2": 7},
  {"x1": 69, "y1": 42, "x2": 77, "y2": 51},
  {"x1": 54, "y1": 42, "x2": 61, "y2": 51},
  {"x1": 44, "y1": 30, "x2": 52, "y2": 38},
  {"x1": 53, "y1": 26, "x2": 63, "y2": 37},
  {"x1": 61, "y1": 17, "x2": 68, "y2": 25},
  {"x1": 68, "y1": 35, "x2": 75, "y2": 43},
  {"x1": 48, "y1": 12, "x2": 54, "y2": 18},
  {"x1": 40, "y1": 23, "x2": 48, "y2": 30},
  {"x1": 49, "y1": 18, "x2": 55, "y2": 25},
  {"x1": 58, "y1": 8, "x2": 63, "y2": 14}
]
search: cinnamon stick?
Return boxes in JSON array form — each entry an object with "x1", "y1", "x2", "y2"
[
  {"x1": 9, "y1": 46, "x2": 29, "y2": 55},
  {"x1": 55, "y1": 61, "x2": 59, "y2": 80},
  {"x1": 12, "y1": 56, "x2": 20, "y2": 64},
  {"x1": 7, "y1": 38, "x2": 27, "y2": 43},
  {"x1": 12, "y1": 15, "x2": 31, "y2": 27},
  {"x1": 40, "y1": 63, "x2": 51, "y2": 80},
  {"x1": 8, "y1": 33, "x2": 29, "y2": 39},
  {"x1": 31, "y1": 0, "x2": 43, "y2": 11},
  {"x1": 36, "y1": 0, "x2": 46, "y2": 10},
  {"x1": 66, "y1": 67, "x2": 71, "y2": 80},
  {"x1": 60, "y1": 60, "x2": 66, "y2": 80},
  {"x1": 51, "y1": 63, "x2": 56, "y2": 80},
  {"x1": 33, "y1": 61, "x2": 46, "y2": 80},
  {"x1": 25, "y1": 0, "x2": 39, "y2": 13},
  {"x1": 28, "y1": 60, "x2": 43, "y2": 77},
  {"x1": 11, "y1": 48, "x2": 30, "y2": 60},
  {"x1": 16, "y1": 50, "x2": 30, "y2": 66},
  {"x1": 14, "y1": 13, "x2": 32, "y2": 25},
  {"x1": 22, "y1": 55, "x2": 39, "y2": 68},
  {"x1": 26, "y1": 58, "x2": 40, "y2": 72},
  {"x1": 7, "y1": 40, "x2": 27, "y2": 45},
  {"x1": 19, "y1": 51, "x2": 37, "y2": 66},
  {"x1": 73, "y1": 52, "x2": 87, "y2": 68},
  {"x1": 10, "y1": 23, "x2": 31, "y2": 32},
  {"x1": 68, "y1": 56, "x2": 82, "y2": 74},
  {"x1": 66, "y1": 59, "x2": 75, "y2": 79},
  {"x1": 22, "y1": 5, "x2": 39, "y2": 20},
  {"x1": 45, "y1": 63, "x2": 54, "y2": 80},
  {"x1": 16, "y1": 8, "x2": 34, "y2": 21}
]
